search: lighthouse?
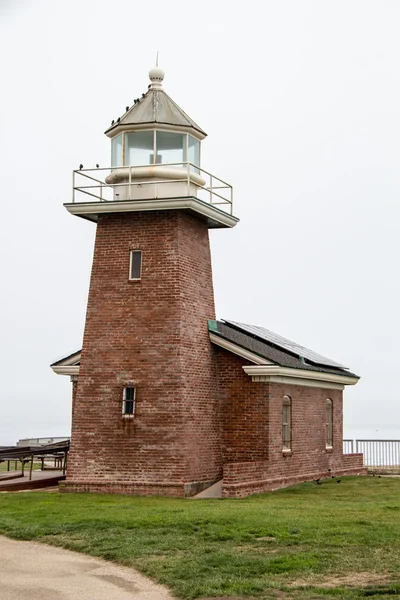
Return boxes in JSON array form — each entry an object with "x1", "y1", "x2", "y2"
[
  {"x1": 52, "y1": 67, "x2": 365, "y2": 498},
  {"x1": 60, "y1": 67, "x2": 238, "y2": 496}
]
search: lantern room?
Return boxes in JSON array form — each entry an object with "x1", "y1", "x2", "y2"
[
  {"x1": 67, "y1": 66, "x2": 238, "y2": 229},
  {"x1": 103, "y1": 66, "x2": 206, "y2": 200},
  {"x1": 110, "y1": 130, "x2": 201, "y2": 169}
]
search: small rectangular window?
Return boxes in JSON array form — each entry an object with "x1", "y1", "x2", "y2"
[
  {"x1": 122, "y1": 387, "x2": 136, "y2": 416},
  {"x1": 129, "y1": 250, "x2": 142, "y2": 280}
]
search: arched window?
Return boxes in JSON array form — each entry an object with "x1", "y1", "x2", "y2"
[
  {"x1": 282, "y1": 395, "x2": 292, "y2": 450},
  {"x1": 326, "y1": 399, "x2": 333, "y2": 447}
]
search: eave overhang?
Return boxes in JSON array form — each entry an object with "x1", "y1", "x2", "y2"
[
  {"x1": 51, "y1": 350, "x2": 81, "y2": 379},
  {"x1": 209, "y1": 332, "x2": 272, "y2": 365},
  {"x1": 64, "y1": 197, "x2": 239, "y2": 229},
  {"x1": 243, "y1": 365, "x2": 359, "y2": 390},
  {"x1": 105, "y1": 122, "x2": 207, "y2": 141},
  {"x1": 51, "y1": 365, "x2": 80, "y2": 377}
]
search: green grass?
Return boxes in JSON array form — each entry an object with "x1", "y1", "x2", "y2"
[{"x1": 1, "y1": 476, "x2": 400, "y2": 599}]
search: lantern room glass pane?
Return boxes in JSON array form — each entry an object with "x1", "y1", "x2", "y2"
[
  {"x1": 125, "y1": 131, "x2": 154, "y2": 166},
  {"x1": 156, "y1": 131, "x2": 186, "y2": 165},
  {"x1": 111, "y1": 134, "x2": 123, "y2": 167},
  {"x1": 188, "y1": 136, "x2": 200, "y2": 166}
]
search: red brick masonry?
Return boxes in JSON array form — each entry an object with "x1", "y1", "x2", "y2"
[
  {"x1": 64, "y1": 211, "x2": 221, "y2": 496},
  {"x1": 63, "y1": 209, "x2": 365, "y2": 497},
  {"x1": 215, "y1": 348, "x2": 366, "y2": 498}
]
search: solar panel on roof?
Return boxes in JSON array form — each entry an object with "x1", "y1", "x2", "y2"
[{"x1": 224, "y1": 320, "x2": 347, "y2": 370}]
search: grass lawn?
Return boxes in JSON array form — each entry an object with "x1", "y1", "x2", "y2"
[{"x1": 0, "y1": 476, "x2": 400, "y2": 599}]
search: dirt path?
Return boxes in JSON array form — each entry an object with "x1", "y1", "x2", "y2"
[{"x1": 0, "y1": 536, "x2": 175, "y2": 600}]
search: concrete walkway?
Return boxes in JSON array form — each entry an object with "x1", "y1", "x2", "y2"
[{"x1": 0, "y1": 536, "x2": 175, "y2": 600}]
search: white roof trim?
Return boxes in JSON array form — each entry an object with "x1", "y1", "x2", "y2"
[
  {"x1": 243, "y1": 365, "x2": 359, "y2": 388},
  {"x1": 209, "y1": 333, "x2": 271, "y2": 365},
  {"x1": 107, "y1": 123, "x2": 205, "y2": 141},
  {"x1": 51, "y1": 365, "x2": 80, "y2": 376},
  {"x1": 64, "y1": 198, "x2": 238, "y2": 229}
]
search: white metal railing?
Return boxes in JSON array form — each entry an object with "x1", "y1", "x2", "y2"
[
  {"x1": 71, "y1": 162, "x2": 233, "y2": 215},
  {"x1": 343, "y1": 439, "x2": 400, "y2": 467},
  {"x1": 343, "y1": 439, "x2": 354, "y2": 454}
]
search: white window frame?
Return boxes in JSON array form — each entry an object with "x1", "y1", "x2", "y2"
[
  {"x1": 122, "y1": 387, "x2": 136, "y2": 417},
  {"x1": 129, "y1": 250, "x2": 142, "y2": 281},
  {"x1": 326, "y1": 398, "x2": 333, "y2": 448},
  {"x1": 282, "y1": 395, "x2": 292, "y2": 451}
]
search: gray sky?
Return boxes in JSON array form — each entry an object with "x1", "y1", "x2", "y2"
[{"x1": 1, "y1": 0, "x2": 399, "y2": 446}]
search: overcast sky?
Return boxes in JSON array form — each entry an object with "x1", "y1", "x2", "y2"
[{"x1": 0, "y1": 0, "x2": 399, "y2": 446}]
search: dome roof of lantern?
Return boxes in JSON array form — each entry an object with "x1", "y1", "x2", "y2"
[{"x1": 105, "y1": 67, "x2": 207, "y2": 139}]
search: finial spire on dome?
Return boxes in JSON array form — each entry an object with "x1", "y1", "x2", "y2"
[{"x1": 149, "y1": 53, "x2": 164, "y2": 89}]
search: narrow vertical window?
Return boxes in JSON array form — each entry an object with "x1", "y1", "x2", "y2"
[
  {"x1": 326, "y1": 399, "x2": 333, "y2": 447},
  {"x1": 122, "y1": 387, "x2": 136, "y2": 416},
  {"x1": 129, "y1": 250, "x2": 142, "y2": 281},
  {"x1": 282, "y1": 395, "x2": 292, "y2": 450}
]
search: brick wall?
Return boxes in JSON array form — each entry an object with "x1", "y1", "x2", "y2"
[
  {"x1": 71, "y1": 379, "x2": 77, "y2": 417},
  {"x1": 215, "y1": 348, "x2": 365, "y2": 497},
  {"x1": 216, "y1": 348, "x2": 269, "y2": 463},
  {"x1": 64, "y1": 208, "x2": 364, "y2": 498},
  {"x1": 65, "y1": 211, "x2": 221, "y2": 495}
]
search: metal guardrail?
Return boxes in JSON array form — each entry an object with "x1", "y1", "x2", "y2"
[
  {"x1": 17, "y1": 436, "x2": 70, "y2": 447},
  {"x1": 343, "y1": 439, "x2": 400, "y2": 467},
  {"x1": 343, "y1": 439, "x2": 354, "y2": 454},
  {"x1": 72, "y1": 162, "x2": 233, "y2": 215}
]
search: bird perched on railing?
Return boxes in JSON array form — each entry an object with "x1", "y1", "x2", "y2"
[
  {"x1": 96, "y1": 164, "x2": 99, "y2": 168},
  {"x1": 79, "y1": 164, "x2": 83, "y2": 170}
]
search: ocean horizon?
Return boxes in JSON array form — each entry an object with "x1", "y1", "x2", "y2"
[{"x1": 344, "y1": 428, "x2": 400, "y2": 440}]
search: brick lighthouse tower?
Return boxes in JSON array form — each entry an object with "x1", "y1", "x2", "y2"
[{"x1": 61, "y1": 66, "x2": 238, "y2": 496}]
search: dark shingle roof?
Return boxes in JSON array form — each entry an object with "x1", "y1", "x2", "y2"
[{"x1": 209, "y1": 320, "x2": 359, "y2": 378}]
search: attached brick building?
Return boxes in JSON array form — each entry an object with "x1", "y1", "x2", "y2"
[{"x1": 52, "y1": 67, "x2": 365, "y2": 497}]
